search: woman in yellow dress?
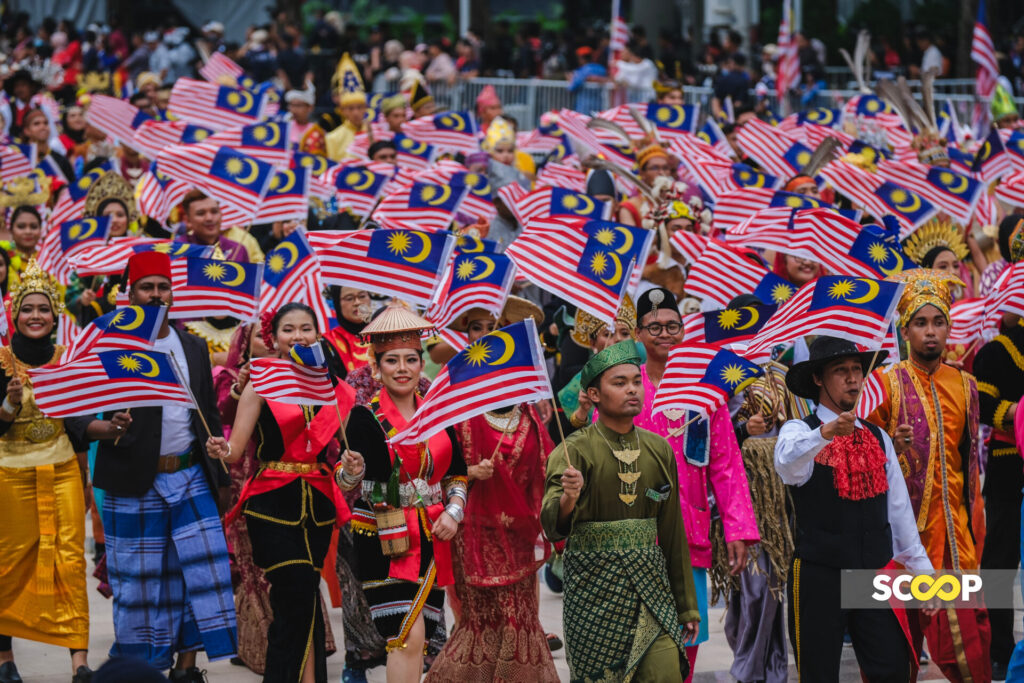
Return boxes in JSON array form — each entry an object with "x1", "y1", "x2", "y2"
[{"x1": 0, "y1": 260, "x2": 95, "y2": 682}]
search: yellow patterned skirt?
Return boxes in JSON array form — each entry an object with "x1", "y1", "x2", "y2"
[{"x1": 0, "y1": 457, "x2": 88, "y2": 648}]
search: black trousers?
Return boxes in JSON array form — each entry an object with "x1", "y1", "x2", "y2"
[
  {"x1": 788, "y1": 558, "x2": 911, "y2": 683},
  {"x1": 246, "y1": 482, "x2": 335, "y2": 683},
  {"x1": 980, "y1": 450, "x2": 1024, "y2": 667}
]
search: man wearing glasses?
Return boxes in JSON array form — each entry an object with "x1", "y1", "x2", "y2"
[{"x1": 631, "y1": 287, "x2": 760, "y2": 679}]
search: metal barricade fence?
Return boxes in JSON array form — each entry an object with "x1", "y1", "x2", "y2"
[{"x1": 391, "y1": 77, "x2": 1021, "y2": 130}]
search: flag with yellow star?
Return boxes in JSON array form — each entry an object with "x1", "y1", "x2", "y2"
[
  {"x1": 652, "y1": 343, "x2": 764, "y2": 421},
  {"x1": 171, "y1": 256, "x2": 264, "y2": 321}
]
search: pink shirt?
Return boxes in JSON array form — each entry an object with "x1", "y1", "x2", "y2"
[{"x1": 635, "y1": 365, "x2": 760, "y2": 567}]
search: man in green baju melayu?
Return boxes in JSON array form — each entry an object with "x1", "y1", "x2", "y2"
[{"x1": 542, "y1": 340, "x2": 700, "y2": 682}]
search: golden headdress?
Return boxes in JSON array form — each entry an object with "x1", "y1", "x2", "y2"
[
  {"x1": 0, "y1": 172, "x2": 52, "y2": 208},
  {"x1": 361, "y1": 301, "x2": 432, "y2": 352},
  {"x1": 84, "y1": 171, "x2": 139, "y2": 224},
  {"x1": 571, "y1": 294, "x2": 636, "y2": 348},
  {"x1": 901, "y1": 218, "x2": 968, "y2": 264},
  {"x1": 333, "y1": 53, "x2": 366, "y2": 106},
  {"x1": 888, "y1": 268, "x2": 964, "y2": 327},
  {"x1": 408, "y1": 79, "x2": 433, "y2": 114},
  {"x1": 482, "y1": 116, "x2": 516, "y2": 153},
  {"x1": 10, "y1": 257, "x2": 65, "y2": 315}
]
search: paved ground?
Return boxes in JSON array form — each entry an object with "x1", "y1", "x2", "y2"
[{"x1": 10, "y1": 515, "x2": 1017, "y2": 681}]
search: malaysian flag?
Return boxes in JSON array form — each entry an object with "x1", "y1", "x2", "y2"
[
  {"x1": 819, "y1": 160, "x2": 937, "y2": 238},
  {"x1": 712, "y1": 187, "x2": 831, "y2": 233},
  {"x1": 69, "y1": 239, "x2": 211, "y2": 277},
  {"x1": 844, "y1": 221, "x2": 917, "y2": 278},
  {"x1": 252, "y1": 167, "x2": 310, "y2": 223},
  {"x1": 310, "y1": 228, "x2": 455, "y2": 306},
  {"x1": 136, "y1": 164, "x2": 190, "y2": 223},
  {"x1": 696, "y1": 119, "x2": 733, "y2": 158},
  {"x1": 169, "y1": 78, "x2": 266, "y2": 130},
  {"x1": 63, "y1": 305, "x2": 167, "y2": 363},
  {"x1": 609, "y1": 1, "x2": 629, "y2": 53},
  {"x1": 669, "y1": 230, "x2": 710, "y2": 267},
  {"x1": 170, "y1": 257, "x2": 264, "y2": 321},
  {"x1": 509, "y1": 186, "x2": 610, "y2": 226},
  {"x1": 646, "y1": 103, "x2": 700, "y2": 139},
  {"x1": 685, "y1": 240, "x2": 796, "y2": 308},
  {"x1": 427, "y1": 250, "x2": 516, "y2": 330},
  {"x1": 581, "y1": 219, "x2": 654, "y2": 295},
  {"x1": 250, "y1": 357, "x2": 337, "y2": 405},
  {"x1": 652, "y1": 343, "x2": 764, "y2": 420},
  {"x1": 535, "y1": 162, "x2": 587, "y2": 193},
  {"x1": 85, "y1": 94, "x2": 152, "y2": 152},
  {"x1": 156, "y1": 144, "x2": 275, "y2": 225},
  {"x1": 555, "y1": 109, "x2": 635, "y2": 167},
  {"x1": 856, "y1": 367, "x2": 888, "y2": 419},
  {"x1": 947, "y1": 297, "x2": 988, "y2": 347},
  {"x1": 797, "y1": 108, "x2": 841, "y2": 128},
  {"x1": 294, "y1": 152, "x2": 338, "y2": 180},
  {"x1": 971, "y1": 0, "x2": 999, "y2": 133},
  {"x1": 37, "y1": 216, "x2": 112, "y2": 285},
  {"x1": 972, "y1": 127, "x2": 1013, "y2": 181},
  {"x1": 517, "y1": 118, "x2": 566, "y2": 155},
  {"x1": 373, "y1": 181, "x2": 468, "y2": 232},
  {"x1": 402, "y1": 111, "x2": 479, "y2": 154},
  {"x1": 776, "y1": 0, "x2": 800, "y2": 104},
  {"x1": 448, "y1": 171, "x2": 496, "y2": 221},
  {"x1": 391, "y1": 320, "x2": 552, "y2": 444},
  {"x1": 260, "y1": 230, "x2": 331, "y2": 330},
  {"x1": 331, "y1": 164, "x2": 389, "y2": 216},
  {"x1": 132, "y1": 120, "x2": 214, "y2": 160},
  {"x1": 205, "y1": 121, "x2": 292, "y2": 168},
  {"x1": 505, "y1": 217, "x2": 635, "y2": 325},
  {"x1": 56, "y1": 312, "x2": 79, "y2": 350},
  {"x1": 876, "y1": 161, "x2": 983, "y2": 224},
  {"x1": 995, "y1": 170, "x2": 1024, "y2": 208},
  {"x1": 30, "y1": 350, "x2": 194, "y2": 418},
  {"x1": 986, "y1": 262, "x2": 1024, "y2": 321},
  {"x1": 48, "y1": 165, "x2": 112, "y2": 227},
  {"x1": 1, "y1": 144, "x2": 35, "y2": 181},
  {"x1": 391, "y1": 134, "x2": 437, "y2": 171},
  {"x1": 741, "y1": 276, "x2": 904, "y2": 362},
  {"x1": 682, "y1": 303, "x2": 778, "y2": 347},
  {"x1": 200, "y1": 52, "x2": 245, "y2": 85},
  {"x1": 736, "y1": 117, "x2": 817, "y2": 180}
]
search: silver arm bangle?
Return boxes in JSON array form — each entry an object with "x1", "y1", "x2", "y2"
[
  {"x1": 336, "y1": 466, "x2": 363, "y2": 491},
  {"x1": 444, "y1": 502, "x2": 465, "y2": 524},
  {"x1": 447, "y1": 487, "x2": 467, "y2": 505}
]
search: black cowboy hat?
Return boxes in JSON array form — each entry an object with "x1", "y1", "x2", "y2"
[
  {"x1": 785, "y1": 336, "x2": 888, "y2": 401},
  {"x1": 3, "y1": 69, "x2": 40, "y2": 97}
]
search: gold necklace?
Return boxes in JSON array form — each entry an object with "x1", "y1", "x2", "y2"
[
  {"x1": 484, "y1": 405, "x2": 521, "y2": 433},
  {"x1": 596, "y1": 426, "x2": 642, "y2": 506}
]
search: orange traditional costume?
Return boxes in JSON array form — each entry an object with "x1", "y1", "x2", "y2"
[{"x1": 867, "y1": 269, "x2": 989, "y2": 683}]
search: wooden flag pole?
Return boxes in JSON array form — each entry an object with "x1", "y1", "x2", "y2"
[
  {"x1": 169, "y1": 350, "x2": 228, "y2": 472},
  {"x1": 850, "y1": 349, "x2": 882, "y2": 410}
]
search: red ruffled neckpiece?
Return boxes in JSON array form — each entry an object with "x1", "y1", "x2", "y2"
[{"x1": 815, "y1": 428, "x2": 888, "y2": 500}]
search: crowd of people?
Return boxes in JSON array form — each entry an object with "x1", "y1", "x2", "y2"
[{"x1": 0, "y1": 6, "x2": 1023, "y2": 683}]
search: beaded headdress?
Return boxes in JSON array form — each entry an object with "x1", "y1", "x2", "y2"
[{"x1": 10, "y1": 257, "x2": 64, "y2": 314}]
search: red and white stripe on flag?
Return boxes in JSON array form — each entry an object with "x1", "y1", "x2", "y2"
[
  {"x1": 818, "y1": 160, "x2": 929, "y2": 239},
  {"x1": 995, "y1": 171, "x2": 1024, "y2": 209},
  {"x1": 156, "y1": 143, "x2": 273, "y2": 225},
  {"x1": 876, "y1": 160, "x2": 982, "y2": 225},
  {"x1": 200, "y1": 52, "x2": 245, "y2": 85},
  {"x1": 168, "y1": 259, "x2": 264, "y2": 321},
  {"x1": 0, "y1": 145, "x2": 35, "y2": 181},
  {"x1": 68, "y1": 237, "x2": 159, "y2": 277},
  {"x1": 710, "y1": 188, "x2": 778, "y2": 233},
  {"x1": 56, "y1": 312, "x2": 80, "y2": 350},
  {"x1": 736, "y1": 117, "x2": 803, "y2": 178},
  {"x1": 555, "y1": 109, "x2": 635, "y2": 168},
  {"x1": 856, "y1": 367, "x2": 887, "y2": 420},
  {"x1": 250, "y1": 358, "x2": 335, "y2": 405},
  {"x1": 947, "y1": 297, "x2": 988, "y2": 347},
  {"x1": 971, "y1": 0, "x2": 999, "y2": 99},
  {"x1": 669, "y1": 230, "x2": 709, "y2": 267},
  {"x1": 651, "y1": 343, "x2": 747, "y2": 420},
  {"x1": 775, "y1": 0, "x2": 800, "y2": 100},
  {"x1": 684, "y1": 240, "x2": 771, "y2": 308},
  {"x1": 536, "y1": 162, "x2": 587, "y2": 193},
  {"x1": 85, "y1": 94, "x2": 149, "y2": 152}
]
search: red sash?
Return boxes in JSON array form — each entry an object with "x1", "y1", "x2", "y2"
[
  {"x1": 226, "y1": 382, "x2": 353, "y2": 529},
  {"x1": 373, "y1": 389, "x2": 455, "y2": 586}
]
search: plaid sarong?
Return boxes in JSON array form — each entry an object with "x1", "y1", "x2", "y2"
[
  {"x1": 102, "y1": 464, "x2": 237, "y2": 669},
  {"x1": 563, "y1": 518, "x2": 686, "y2": 683}
]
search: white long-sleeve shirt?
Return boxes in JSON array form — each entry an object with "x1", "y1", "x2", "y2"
[{"x1": 774, "y1": 405, "x2": 933, "y2": 574}]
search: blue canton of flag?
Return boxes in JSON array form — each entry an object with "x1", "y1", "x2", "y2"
[
  {"x1": 698, "y1": 119, "x2": 726, "y2": 146},
  {"x1": 263, "y1": 230, "x2": 313, "y2": 289},
  {"x1": 926, "y1": 166, "x2": 983, "y2": 204},
  {"x1": 130, "y1": 110, "x2": 153, "y2": 130},
  {"x1": 848, "y1": 140, "x2": 892, "y2": 162},
  {"x1": 367, "y1": 229, "x2": 452, "y2": 275},
  {"x1": 702, "y1": 348, "x2": 764, "y2": 395},
  {"x1": 447, "y1": 252, "x2": 513, "y2": 291},
  {"x1": 855, "y1": 95, "x2": 892, "y2": 117},
  {"x1": 809, "y1": 275, "x2": 903, "y2": 319},
  {"x1": 294, "y1": 152, "x2": 337, "y2": 178},
  {"x1": 646, "y1": 103, "x2": 699, "y2": 135},
  {"x1": 98, "y1": 349, "x2": 181, "y2": 384},
  {"x1": 782, "y1": 141, "x2": 817, "y2": 174},
  {"x1": 186, "y1": 258, "x2": 262, "y2": 295},
  {"x1": 137, "y1": 242, "x2": 215, "y2": 259},
  {"x1": 581, "y1": 220, "x2": 654, "y2": 290},
  {"x1": 448, "y1": 320, "x2": 542, "y2": 385},
  {"x1": 434, "y1": 111, "x2": 477, "y2": 134},
  {"x1": 59, "y1": 216, "x2": 111, "y2": 253},
  {"x1": 408, "y1": 181, "x2": 467, "y2": 212},
  {"x1": 872, "y1": 181, "x2": 936, "y2": 225},
  {"x1": 542, "y1": 139, "x2": 574, "y2": 163},
  {"x1": 208, "y1": 147, "x2": 275, "y2": 200},
  {"x1": 450, "y1": 171, "x2": 492, "y2": 199},
  {"x1": 289, "y1": 342, "x2": 328, "y2": 368},
  {"x1": 63, "y1": 305, "x2": 168, "y2": 363},
  {"x1": 797, "y1": 108, "x2": 840, "y2": 127},
  {"x1": 732, "y1": 164, "x2": 778, "y2": 189},
  {"x1": 549, "y1": 187, "x2": 610, "y2": 220},
  {"x1": 181, "y1": 124, "x2": 213, "y2": 144},
  {"x1": 703, "y1": 303, "x2": 778, "y2": 344},
  {"x1": 215, "y1": 86, "x2": 263, "y2": 117},
  {"x1": 576, "y1": 234, "x2": 634, "y2": 300},
  {"x1": 752, "y1": 272, "x2": 797, "y2": 306},
  {"x1": 847, "y1": 226, "x2": 917, "y2": 278},
  {"x1": 769, "y1": 190, "x2": 830, "y2": 210},
  {"x1": 1006, "y1": 130, "x2": 1024, "y2": 161},
  {"x1": 971, "y1": 127, "x2": 1009, "y2": 179},
  {"x1": 455, "y1": 234, "x2": 500, "y2": 254},
  {"x1": 241, "y1": 121, "x2": 288, "y2": 152},
  {"x1": 392, "y1": 134, "x2": 435, "y2": 161},
  {"x1": 334, "y1": 165, "x2": 387, "y2": 196},
  {"x1": 66, "y1": 165, "x2": 113, "y2": 201}
]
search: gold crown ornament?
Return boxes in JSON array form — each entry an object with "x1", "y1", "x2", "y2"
[
  {"x1": 901, "y1": 218, "x2": 969, "y2": 264},
  {"x1": 10, "y1": 257, "x2": 65, "y2": 315},
  {"x1": 0, "y1": 173, "x2": 52, "y2": 208}
]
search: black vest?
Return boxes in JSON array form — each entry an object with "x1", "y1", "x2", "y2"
[{"x1": 789, "y1": 415, "x2": 893, "y2": 570}]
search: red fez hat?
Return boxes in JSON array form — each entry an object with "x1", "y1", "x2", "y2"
[{"x1": 127, "y1": 251, "x2": 172, "y2": 285}]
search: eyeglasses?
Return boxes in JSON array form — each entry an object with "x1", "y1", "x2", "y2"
[{"x1": 639, "y1": 321, "x2": 683, "y2": 336}]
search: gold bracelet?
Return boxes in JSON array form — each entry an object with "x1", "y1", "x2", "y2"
[
  {"x1": 230, "y1": 384, "x2": 242, "y2": 400},
  {"x1": 569, "y1": 411, "x2": 588, "y2": 429}
]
